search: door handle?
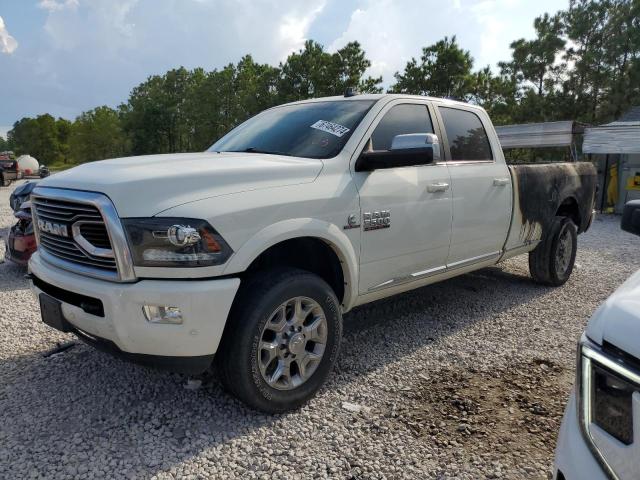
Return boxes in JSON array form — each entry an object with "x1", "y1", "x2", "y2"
[
  {"x1": 427, "y1": 182, "x2": 450, "y2": 193},
  {"x1": 493, "y1": 178, "x2": 509, "y2": 186}
]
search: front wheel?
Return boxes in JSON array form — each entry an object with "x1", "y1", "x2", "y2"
[
  {"x1": 216, "y1": 268, "x2": 342, "y2": 413},
  {"x1": 529, "y1": 216, "x2": 578, "y2": 286}
]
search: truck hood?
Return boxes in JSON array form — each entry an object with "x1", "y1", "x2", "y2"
[
  {"x1": 39, "y1": 152, "x2": 323, "y2": 217},
  {"x1": 586, "y1": 269, "x2": 640, "y2": 359}
]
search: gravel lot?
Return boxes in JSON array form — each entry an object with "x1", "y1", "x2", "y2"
[{"x1": 1, "y1": 180, "x2": 639, "y2": 479}]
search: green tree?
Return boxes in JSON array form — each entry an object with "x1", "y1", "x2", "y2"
[
  {"x1": 278, "y1": 40, "x2": 381, "y2": 101},
  {"x1": 390, "y1": 36, "x2": 473, "y2": 98},
  {"x1": 121, "y1": 67, "x2": 200, "y2": 155},
  {"x1": 502, "y1": 13, "x2": 565, "y2": 97},
  {"x1": 184, "y1": 56, "x2": 281, "y2": 149},
  {"x1": 499, "y1": 13, "x2": 566, "y2": 122},
  {"x1": 594, "y1": 0, "x2": 640, "y2": 119},
  {"x1": 69, "y1": 106, "x2": 128, "y2": 163},
  {"x1": 502, "y1": 0, "x2": 640, "y2": 124},
  {"x1": 56, "y1": 118, "x2": 72, "y2": 163},
  {"x1": 466, "y1": 67, "x2": 518, "y2": 124},
  {"x1": 7, "y1": 114, "x2": 67, "y2": 165}
]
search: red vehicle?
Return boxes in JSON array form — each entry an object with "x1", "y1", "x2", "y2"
[
  {"x1": 5, "y1": 181, "x2": 37, "y2": 265},
  {"x1": 0, "y1": 153, "x2": 21, "y2": 186}
]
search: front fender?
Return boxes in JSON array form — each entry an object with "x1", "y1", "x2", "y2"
[{"x1": 222, "y1": 218, "x2": 360, "y2": 311}]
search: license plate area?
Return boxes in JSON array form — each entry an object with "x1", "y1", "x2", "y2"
[{"x1": 39, "y1": 293, "x2": 72, "y2": 332}]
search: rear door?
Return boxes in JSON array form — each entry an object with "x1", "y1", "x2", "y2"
[
  {"x1": 352, "y1": 100, "x2": 453, "y2": 293},
  {"x1": 436, "y1": 105, "x2": 512, "y2": 268}
]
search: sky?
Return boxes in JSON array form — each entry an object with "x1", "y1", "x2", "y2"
[{"x1": 0, "y1": 0, "x2": 567, "y2": 137}]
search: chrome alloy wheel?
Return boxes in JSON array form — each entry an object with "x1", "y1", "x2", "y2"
[
  {"x1": 555, "y1": 226, "x2": 573, "y2": 275},
  {"x1": 257, "y1": 296, "x2": 328, "y2": 390}
]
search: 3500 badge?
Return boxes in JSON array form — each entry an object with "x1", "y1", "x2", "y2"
[{"x1": 363, "y1": 210, "x2": 390, "y2": 231}]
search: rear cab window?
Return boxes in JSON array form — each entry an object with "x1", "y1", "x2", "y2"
[{"x1": 438, "y1": 107, "x2": 493, "y2": 161}]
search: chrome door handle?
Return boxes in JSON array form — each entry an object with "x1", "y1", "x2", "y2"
[
  {"x1": 427, "y1": 182, "x2": 450, "y2": 193},
  {"x1": 493, "y1": 178, "x2": 509, "y2": 186}
]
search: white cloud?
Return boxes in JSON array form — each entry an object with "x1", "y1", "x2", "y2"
[
  {"x1": 328, "y1": 0, "x2": 565, "y2": 87},
  {"x1": 278, "y1": 1, "x2": 327, "y2": 60},
  {"x1": 0, "y1": 16, "x2": 18, "y2": 54},
  {"x1": 0, "y1": 126, "x2": 10, "y2": 140},
  {"x1": 328, "y1": 0, "x2": 473, "y2": 85},
  {"x1": 38, "y1": 0, "x2": 79, "y2": 12}
]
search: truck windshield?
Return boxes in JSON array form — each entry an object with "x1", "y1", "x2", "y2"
[{"x1": 208, "y1": 100, "x2": 375, "y2": 159}]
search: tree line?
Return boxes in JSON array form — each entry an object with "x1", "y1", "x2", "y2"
[{"x1": 2, "y1": 0, "x2": 639, "y2": 166}]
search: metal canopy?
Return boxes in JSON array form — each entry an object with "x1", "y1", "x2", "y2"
[
  {"x1": 583, "y1": 121, "x2": 640, "y2": 154},
  {"x1": 494, "y1": 121, "x2": 583, "y2": 149}
]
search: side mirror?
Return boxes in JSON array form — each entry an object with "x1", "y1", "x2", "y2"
[
  {"x1": 355, "y1": 133, "x2": 440, "y2": 172},
  {"x1": 621, "y1": 200, "x2": 640, "y2": 236}
]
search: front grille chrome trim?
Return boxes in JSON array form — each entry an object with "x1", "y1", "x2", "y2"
[
  {"x1": 32, "y1": 187, "x2": 136, "y2": 282},
  {"x1": 71, "y1": 221, "x2": 114, "y2": 258}
]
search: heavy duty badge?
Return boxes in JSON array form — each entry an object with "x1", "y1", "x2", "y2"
[{"x1": 363, "y1": 210, "x2": 390, "y2": 231}]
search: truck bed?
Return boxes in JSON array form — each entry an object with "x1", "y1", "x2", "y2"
[{"x1": 504, "y1": 162, "x2": 597, "y2": 253}]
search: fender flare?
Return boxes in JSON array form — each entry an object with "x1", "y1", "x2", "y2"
[{"x1": 222, "y1": 218, "x2": 360, "y2": 310}]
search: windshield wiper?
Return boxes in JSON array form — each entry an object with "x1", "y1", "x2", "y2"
[{"x1": 227, "y1": 147, "x2": 292, "y2": 157}]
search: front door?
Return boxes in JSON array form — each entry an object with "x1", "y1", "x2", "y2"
[{"x1": 352, "y1": 101, "x2": 453, "y2": 294}]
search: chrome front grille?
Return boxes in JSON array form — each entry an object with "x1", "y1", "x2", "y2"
[
  {"x1": 32, "y1": 198, "x2": 102, "y2": 223},
  {"x1": 31, "y1": 187, "x2": 136, "y2": 282},
  {"x1": 38, "y1": 232, "x2": 117, "y2": 270},
  {"x1": 32, "y1": 196, "x2": 116, "y2": 273},
  {"x1": 78, "y1": 223, "x2": 111, "y2": 249}
]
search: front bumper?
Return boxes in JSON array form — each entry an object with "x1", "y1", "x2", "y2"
[
  {"x1": 29, "y1": 251, "x2": 240, "y2": 372},
  {"x1": 554, "y1": 391, "x2": 608, "y2": 480}
]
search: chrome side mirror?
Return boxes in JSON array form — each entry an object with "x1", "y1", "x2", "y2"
[{"x1": 390, "y1": 133, "x2": 441, "y2": 162}]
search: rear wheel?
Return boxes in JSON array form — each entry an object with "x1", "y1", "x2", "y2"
[
  {"x1": 216, "y1": 268, "x2": 342, "y2": 413},
  {"x1": 529, "y1": 216, "x2": 577, "y2": 286}
]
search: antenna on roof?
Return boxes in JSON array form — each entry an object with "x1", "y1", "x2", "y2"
[{"x1": 344, "y1": 87, "x2": 359, "y2": 97}]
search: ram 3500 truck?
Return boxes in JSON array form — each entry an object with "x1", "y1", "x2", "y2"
[{"x1": 28, "y1": 94, "x2": 596, "y2": 412}]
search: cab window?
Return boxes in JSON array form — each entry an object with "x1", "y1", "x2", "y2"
[
  {"x1": 371, "y1": 104, "x2": 434, "y2": 151},
  {"x1": 439, "y1": 107, "x2": 493, "y2": 161}
]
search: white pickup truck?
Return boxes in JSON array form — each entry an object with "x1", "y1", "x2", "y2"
[
  {"x1": 555, "y1": 201, "x2": 640, "y2": 480},
  {"x1": 29, "y1": 93, "x2": 597, "y2": 412}
]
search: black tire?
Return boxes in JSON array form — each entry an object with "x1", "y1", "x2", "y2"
[
  {"x1": 529, "y1": 216, "x2": 578, "y2": 286},
  {"x1": 0, "y1": 172, "x2": 6, "y2": 187},
  {"x1": 216, "y1": 268, "x2": 342, "y2": 413}
]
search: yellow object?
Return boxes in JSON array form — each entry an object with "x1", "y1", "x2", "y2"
[
  {"x1": 627, "y1": 172, "x2": 640, "y2": 191},
  {"x1": 607, "y1": 163, "x2": 618, "y2": 206}
]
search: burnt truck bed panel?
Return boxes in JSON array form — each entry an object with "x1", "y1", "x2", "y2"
[{"x1": 504, "y1": 162, "x2": 597, "y2": 252}]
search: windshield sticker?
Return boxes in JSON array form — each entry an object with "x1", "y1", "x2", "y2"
[{"x1": 310, "y1": 120, "x2": 350, "y2": 138}]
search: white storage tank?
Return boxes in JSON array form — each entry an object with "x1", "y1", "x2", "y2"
[{"x1": 16, "y1": 155, "x2": 39, "y2": 175}]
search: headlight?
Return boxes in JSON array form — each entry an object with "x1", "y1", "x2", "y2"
[
  {"x1": 577, "y1": 336, "x2": 640, "y2": 479},
  {"x1": 591, "y1": 363, "x2": 634, "y2": 445},
  {"x1": 122, "y1": 218, "x2": 232, "y2": 267}
]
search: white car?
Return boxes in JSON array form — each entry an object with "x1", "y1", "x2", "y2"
[
  {"x1": 555, "y1": 200, "x2": 640, "y2": 480},
  {"x1": 29, "y1": 93, "x2": 597, "y2": 412}
]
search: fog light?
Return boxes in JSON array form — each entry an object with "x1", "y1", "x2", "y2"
[{"x1": 142, "y1": 305, "x2": 183, "y2": 324}]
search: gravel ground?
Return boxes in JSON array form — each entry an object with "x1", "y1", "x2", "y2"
[{"x1": 1, "y1": 180, "x2": 639, "y2": 479}]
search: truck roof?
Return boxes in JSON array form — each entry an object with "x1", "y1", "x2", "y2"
[{"x1": 283, "y1": 93, "x2": 479, "y2": 110}]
